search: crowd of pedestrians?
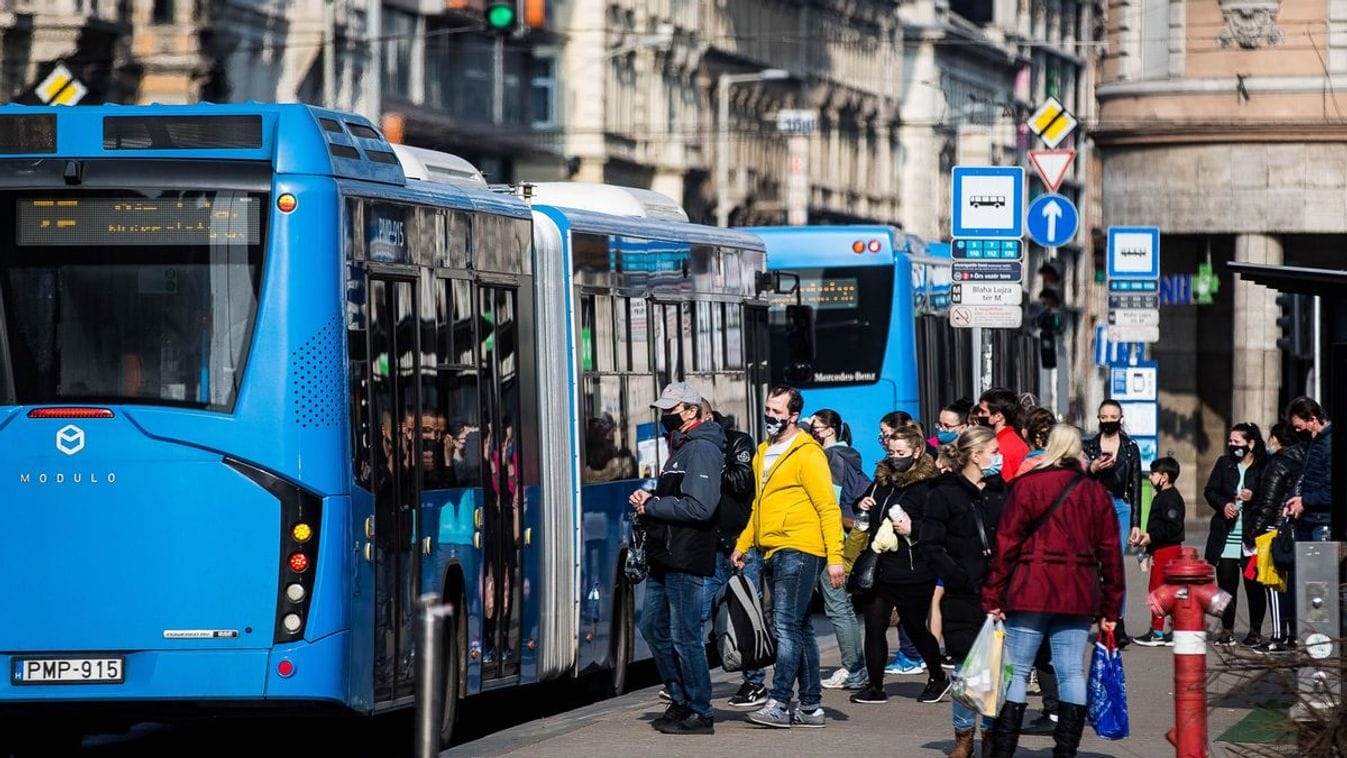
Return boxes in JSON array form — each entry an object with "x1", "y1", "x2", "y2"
[{"x1": 631, "y1": 378, "x2": 1334, "y2": 754}]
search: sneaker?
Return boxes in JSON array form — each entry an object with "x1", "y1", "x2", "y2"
[
  {"x1": 940, "y1": 654, "x2": 956, "y2": 670},
  {"x1": 849, "y1": 685, "x2": 888, "y2": 704},
  {"x1": 885, "y1": 652, "x2": 926, "y2": 676},
  {"x1": 843, "y1": 669, "x2": 870, "y2": 690},
  {"x1": 651, "y1": 703, "x2": 691, "y2": 730},
  {"x1": 821, "y1": 668, "x2": 853, "y2": 689},
  {"x1": 1255, "y1": 638, "x2": 1293, "y2": 655},
  {"x1": 1022, "y1": 712, "x2": 1057, "y2": 736},
  {"x1": 1241, "y1": 633, "x2": 1265, "y2": 648},
  {"x1": 747, "y1": 699, "x2": 793, "y2": 729},
  {"x1": 791, "y1": 705, "x2": 826, "y2": 728},
  {"x1": 727, "y1": 682, "x2": 769, "y2": 709},
  {"x1": 1213, "y1": 631, "x2": 1237, "y2": 646},
  {"x1": 658, "y1": 688, "x2": 672, "y2": 703},
  {"x1": 1134, "y1": 631, "x2": 1169, "y2": 647},
  {"x1": 655, "y1": 712, "x2": 714, "y2": 735},
  {"x1": 917, "y1": 676, "x2": 953, "y2": 704}
]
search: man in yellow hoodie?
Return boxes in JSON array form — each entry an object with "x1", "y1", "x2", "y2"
[{"x1": 731, "y1": 385, "x2": 845, "y2": 729}]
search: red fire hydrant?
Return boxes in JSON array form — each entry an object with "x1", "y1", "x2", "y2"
[{"x1": 1147, "y1": 546, "x2": 1232, "y2": 758}]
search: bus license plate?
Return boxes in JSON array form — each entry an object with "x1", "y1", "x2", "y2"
[{"x1": 12, "y1": 656, "x2": 124, "y2": 685}]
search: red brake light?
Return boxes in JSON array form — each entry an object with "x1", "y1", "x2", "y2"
[
  {"x1": 288, "y1": 553, "x2": 309, "y2": 573},
  {"x1": 277, "y1": 659, "x2": 295, "y2": 677},
  {"x1": 27, "y1": 407, "x2": 114, "y2": 419}
]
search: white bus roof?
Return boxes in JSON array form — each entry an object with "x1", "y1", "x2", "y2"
[
  {"x1": 391, "y1": 144, "x2": 488, "y2": 186},
  {"x1": 527, "y1": 182, "x2": 689, "y2": 223}
]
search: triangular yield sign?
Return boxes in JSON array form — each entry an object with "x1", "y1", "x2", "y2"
[{"x1": 1028, "y1": 149, "x2": 1076, "y2": 192}]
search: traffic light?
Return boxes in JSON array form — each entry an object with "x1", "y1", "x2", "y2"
[
  {"x1": 485, "y1": 0, "x2": 518, "y2": 34},
  {"x1": 1036, "y1": 307, "x2": 1061, "y2": 370},
  {"x1": 1275, "y1": 292, "x2": 1313, "y2": 359}
]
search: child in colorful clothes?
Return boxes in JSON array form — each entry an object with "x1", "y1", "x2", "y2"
[{"x1": 1133, "y1": 457, "x2": 1186, "y2": 646}]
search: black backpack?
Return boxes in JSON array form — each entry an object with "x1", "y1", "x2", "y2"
[{"x1": 712, "y1": 573, "x2": 776, "y2": 672}]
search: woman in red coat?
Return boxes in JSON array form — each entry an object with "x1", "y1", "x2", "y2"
[{"x1": 981, "y1": 424, "x2": 1125, "y2": 757}]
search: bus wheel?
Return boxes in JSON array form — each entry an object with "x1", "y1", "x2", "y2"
[
  {"x1": 609, "y1": 579, "x2": 634, "y2": 696},
  {"x1": 438, "y1": 591, "x2": 465, "y2": 748}
]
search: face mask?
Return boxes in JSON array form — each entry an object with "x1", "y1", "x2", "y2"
[
  {"x1": 1099, "y1": 421, "x2": 1121, "y2": 436},
  {"x1": 764, "y1": 415, "x2": 787, "y2": 438},
  {"x1": 1297, "y1": 429, "x2": 1314, "y2": 444},
  {"x1": 975, "y1": 415, "x2": 993, "y2": 427},
  {"x1": 660, "y1": 413, "x2": 684, "y2": 434},
  {"x1": 936, "y1": 430, "x2": 958, "y2": 444},
  {"x1": 1229, "y1": 445, "x2": 1247, "y2": 459},
  {"x1": 980, "y1": 453, "x2": 1003, "y2": 478},
  {"x1": 887, "y1": 454, "x2": 916, "y2": 472}
]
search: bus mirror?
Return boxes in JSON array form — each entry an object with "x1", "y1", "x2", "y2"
[
  {"x1": 755, "y1": 271, "x2": 799, "y2": 297},
  {"x1": 784, "y1": 304, "x2": 816, "y2": 383}
]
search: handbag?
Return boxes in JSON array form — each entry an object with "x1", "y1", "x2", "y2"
[
  {"x1": 847, "y1": 548, "x2": 878, "y2": 595},
  {"x1": 952, "y1": 615, "x2": 1009, "y2": 717},
  {"x1": 1087, "y1": 628, "x2": 1130, "y2": 739},
  {"x1": 1270, "y1": 516, "x2": 1296, "y2": 570}
]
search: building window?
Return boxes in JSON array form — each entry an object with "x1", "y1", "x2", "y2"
[
  {"x1": 382, "y1": 7, "x2": 417, "y2": 99},
  {"x1": 531, "y1": 53, "x2": 557, "y2": 129},
  {"x1": 152, "y1": 0, "x2": 174, "y2": 23}
]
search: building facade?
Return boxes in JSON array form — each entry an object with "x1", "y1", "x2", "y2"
[{"x1": 1095, "y1": 0, "x2": 1345, "y2": 502}]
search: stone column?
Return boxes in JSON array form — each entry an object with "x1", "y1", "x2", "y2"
[{"x1": 1232, "y1": 233, "x2": 1283, "y2": 428}]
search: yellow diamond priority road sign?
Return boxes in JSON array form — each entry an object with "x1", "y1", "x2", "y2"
[
  {"x1": 1026, "y1": 97, "x2": 1077, "y2": 149},
  {"x1": 35, "y1": 63, "x2": 87, "y2": 106}
]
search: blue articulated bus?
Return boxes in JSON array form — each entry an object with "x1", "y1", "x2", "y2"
[
  {"x1": 751, "y1": 226, "x2": 922, "y2": 471},
  {"x1": 0, "y1": 103, "x2": 767, "y2": 747}
]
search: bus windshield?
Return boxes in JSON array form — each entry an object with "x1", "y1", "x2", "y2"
[
  {"x1": 768, "y1": 265, "x2": 894, "y2": 388},
  {"x1": 0, "y1": 189, "x2": 266, "y2": 411}
]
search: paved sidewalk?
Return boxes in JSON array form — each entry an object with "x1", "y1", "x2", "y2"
[{"x1": 448, "y1": 560, "x2": 1267, "y2": 757}]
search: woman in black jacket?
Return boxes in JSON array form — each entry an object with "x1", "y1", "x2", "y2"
[
  {"x1": 850, "y1": 425, "x2": 944, "y2": 705},
  {"x1": 1247, "y1": 423, "x2": 1306, "y2": 651},
  {"x1": 1202, "y1": 421, "x2": 1266, "y2": 646},
  {"x1": 918, "y1": 425, "x2": 1006, "y2": 755}
]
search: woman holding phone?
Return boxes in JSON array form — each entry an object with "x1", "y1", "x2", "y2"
[{"x1": 1082, "y1": 400, "x2": 1141, "y2": 646}]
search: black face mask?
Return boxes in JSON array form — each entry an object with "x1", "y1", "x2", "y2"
[
  {"x1": 660, "y1": 413, "x2": 684, "y2": 434},
  {"x1": 886, "y1": 454, "x2": 916, "y2": 473},
  {"x1": 1297, "y1": 429, "x2": 1314, "y2": 444},
  {"x1": 1099, "y1": 421, "x2": 1121, "y2": 436},
  {"x1": 1229, "y1": 445, "x2": 1247, "y2": 459}
]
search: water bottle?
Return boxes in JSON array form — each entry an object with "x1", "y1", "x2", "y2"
[{"x1": 854, "y1": 507, "x2": 870, "y2": 532}]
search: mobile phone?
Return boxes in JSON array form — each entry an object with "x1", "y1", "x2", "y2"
[{"x1": 1099, "y1": 451, "x2": 1113, "y2": 460}]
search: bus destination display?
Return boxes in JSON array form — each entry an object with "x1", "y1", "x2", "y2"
[{"x1": 17, "y1": 196, "x2": 260, "y2": 246}]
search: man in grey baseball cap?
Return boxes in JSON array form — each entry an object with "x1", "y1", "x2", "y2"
[{"x1": 630, "y1": 381, "x2": 726, "y2": 734}]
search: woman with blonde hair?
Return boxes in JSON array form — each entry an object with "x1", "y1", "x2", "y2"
[
  {"x1": 918, "y1": 426, "x2": 1006, "y2": 756},
  {"x1": 981, "y1": 424, "x2": 1125, "y2": 757}
]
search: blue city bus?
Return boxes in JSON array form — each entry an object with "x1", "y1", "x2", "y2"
[
  {"x1": 751, "y1": 226, "x2": 922, "y2": 471},
  {"x1": 0, "y1": 104, "x2": 767, "y2": 747}
]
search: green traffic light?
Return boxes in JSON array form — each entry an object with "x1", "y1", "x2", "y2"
[{"x1": 486, "y1": 3, "x2": 516, "y2": 30}]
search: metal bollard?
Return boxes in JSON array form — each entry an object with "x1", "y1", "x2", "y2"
[
  {"x1": 1291, "y1": 541, "x2": 1341, "y2": 725},
  {"x1": 1146, "y1": 546, "x2": 1232, "y2": 758},
  {"x1": 416, "y1": 592, "x2": 455, "y2": 758}
]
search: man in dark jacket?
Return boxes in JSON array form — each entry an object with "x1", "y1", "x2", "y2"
[
  {"x1": 698, "y1": 403, "x2": 768, "y2": 708},
  {"x1": 1249, "y1": 423, "x2": 1306, "y2": 651},
  {"x1": 1286, "y1": 396, "x2": 1333, "y2": 542},
  {"x1": 631, "y1": 382, "x2": 725, "y2": 735}
]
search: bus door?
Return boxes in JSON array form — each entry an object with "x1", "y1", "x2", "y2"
[
  {"x1": 367, "y1": 275, "x2": 422, "y2": 701},
  {"x1": 477, "y1": 284, "x2": 523, "y2": 680}
]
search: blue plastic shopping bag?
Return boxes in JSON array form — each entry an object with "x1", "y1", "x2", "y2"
[{"x1": 1086, "y1": 628, "x2": 1129, "y2": 740}]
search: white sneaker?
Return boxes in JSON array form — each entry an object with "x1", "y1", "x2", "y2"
[{"x1": 820, "y1": 668, "x2": 854, "y2": 689}]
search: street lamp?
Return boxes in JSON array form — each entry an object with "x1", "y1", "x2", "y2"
[{"x1": 716, "y1": 68, "x2": 790, "y2": 228}]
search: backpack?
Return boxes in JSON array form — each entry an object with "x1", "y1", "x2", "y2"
[
  {"x1": 840, "y1": 462, "x2": 872, "y2": 513},
  {"x1": 712, "y1": 573, "x2": 776, "y2": 672}
]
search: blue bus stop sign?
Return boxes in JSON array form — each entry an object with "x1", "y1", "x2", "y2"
[{"x1": 1026, "y1": 193, "x2": 1078, "y2": 248}]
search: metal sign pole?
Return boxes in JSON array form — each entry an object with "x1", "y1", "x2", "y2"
[
  {"x1": 416, "y1": 593, "x2": 452, "y2": 758},
  {"x1": 971, "y1": 326, "x2": 984, "y2": 396}
]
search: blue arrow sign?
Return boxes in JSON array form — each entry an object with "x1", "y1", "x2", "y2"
[{"x1": 1026, "y1": 193, "x2": 1078, "y2": 247}]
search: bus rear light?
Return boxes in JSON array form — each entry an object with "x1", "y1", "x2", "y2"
[
  {"x1": 282, "y1": 614, "x2": 302, "y2": 633},
  {"x1": 851, "y1": 241, "x2": 864, "y2": 253},
  {"x1": 291, "y1": 523, "x2": 312, "y2": 543},
  {"x1": 868, "y1": 239, "x2": 881, "y2": 252},
  {"x1": 277, "y1": 659, "x2": 296, "y2": 678},
  {"x1": 288, "y1": 553, "x2": 309, "y2": 573},
  {"x1": 277, "y1": 193, "x2": 297, "y2": 213},
  {"x1": 27, "y1": 407, "x2": 114, "y2": 419},
  {"x1": 285, "y1": 583, "x2": 306, "y2": 603}
]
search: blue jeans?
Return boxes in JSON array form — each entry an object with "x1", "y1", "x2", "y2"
[
  {"x1": 819, "y1": 568, "x2": 863, "y2": 673},
  {"x1": 702, "y1": 549, "x2": 766, "y2": 686},
  {"x1": 639, "y1": 568, "x2": 713, "y2": 718},
  {"x1": 1295, "y1": 514, "x2": 1333, "y2": 543},
  {"x1": 1113, "y1": 496, "x2": 1131, "y2": 616},
  {"x1": 953, "y1": 698, "x2": 994, "y2": 730},
  {"x1": 1003, "y1": 612, "x2": 1092, "y2": 705},
  {"x1": 767, "y1": 549, "x2": 825, "y2": 707}
]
